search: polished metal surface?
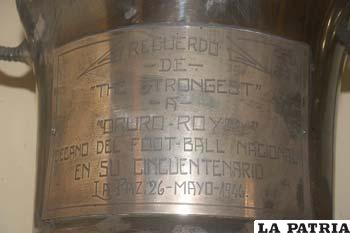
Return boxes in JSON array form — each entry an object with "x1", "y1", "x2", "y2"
[
  {"x1": 1, "y1": 0, "x2": 350, "y2": 232},
  {"x1": 43, "y1": 25, "x2": 310, "y2": 220}
]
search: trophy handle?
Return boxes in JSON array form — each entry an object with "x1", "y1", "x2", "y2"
[{"x1": 0, "y1": 40, "x2": 30, "y2": 64}]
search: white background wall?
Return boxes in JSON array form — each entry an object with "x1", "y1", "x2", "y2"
[
  {"x1": 0, "y1": 1, "x2": 349, "y2": 233},
  {"x1": 0, "y1": 1, "x2": 37, "y2": 233}
]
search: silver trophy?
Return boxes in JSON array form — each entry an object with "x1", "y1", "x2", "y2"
[{"x1": 1, "y1": 0, "x2": 349, "y2": 232}]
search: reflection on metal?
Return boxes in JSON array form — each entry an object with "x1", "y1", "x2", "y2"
[
  {"x1": 0, "y1": 0, "x2": 350, "y2": 232},
  {"x1": 43, "y1": 25, "x2": 310, "y2": 220}
]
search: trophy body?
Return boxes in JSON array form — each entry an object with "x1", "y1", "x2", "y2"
[{"x1": 1, "y1": 0, "x2": 349, "y2": 232}]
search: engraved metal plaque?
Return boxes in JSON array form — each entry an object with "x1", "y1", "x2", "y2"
[{"x1": 43, "y1": 25, "x2": 310, "y2": 220}]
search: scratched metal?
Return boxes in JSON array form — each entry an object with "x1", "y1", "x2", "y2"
[{"x1": 43, "y1": 25, "x2": 311, "y2": 220}]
